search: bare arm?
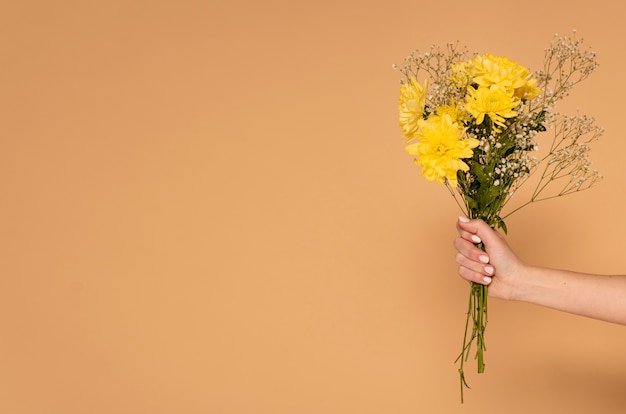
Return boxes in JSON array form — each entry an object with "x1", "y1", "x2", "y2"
[{"x1": 454, "y1": 217, "x2": 626, "y2": 325}]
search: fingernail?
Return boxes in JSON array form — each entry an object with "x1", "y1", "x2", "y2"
[
  {"x1": 483, "y1": 276, "x2": 492, "y2": 284},
  {"x1": 459, "y1": 216, "x2": 470, "y2": 223},
  {"x1": 485, "y1": 266, "x2": 494, "y2": 275},
  {"x1": 471, "y1": 235, "x2": 482, "y2": 243},
  {"x1": 479, "y1": 255, "x2": 489, "y2": 264}
]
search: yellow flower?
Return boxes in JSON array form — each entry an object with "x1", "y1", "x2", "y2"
[
  {"x1": 450, "y1": 61, "x2": 474, "y2": 89},
  {"x1": 436, "y1": 102, "x2": 470, "y2": 123},
  {"x1": 405, "y1": 114, "x2": 479, "y2": 187},
  {"x1": 514, "y1": 77, "x2": 541, "y2": 100},
  {"x1": 470, "y1": 54, "x2": 523, "y2": 89},
  {"x1": 465, "y1": 85, "x2": 520, "y2": 130},
  {"x1": 399, "y1": 77, "x2": 428, "y2": 139},
  {"x1": 469, "y1": 54, "x2": 541, "y2": 101}
]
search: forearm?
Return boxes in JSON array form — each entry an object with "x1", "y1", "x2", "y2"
[{"x1": 513, "y1": 266, "x2": 626, "y2": 325}]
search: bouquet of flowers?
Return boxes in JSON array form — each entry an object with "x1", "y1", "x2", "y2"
[{"x1": 394, "y1": 31, "x2": 603, "y2": 401}]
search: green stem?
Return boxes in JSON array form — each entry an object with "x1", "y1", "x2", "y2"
[
  {"x1": 457, "y1": 248, "x2": 489, "y2": 403},
  {"x1": 475, "y1": 282, "x2": 488, "y2": 373},
  {"x1": 457, "y1": 285, "x2": 474, "y2": 403}
]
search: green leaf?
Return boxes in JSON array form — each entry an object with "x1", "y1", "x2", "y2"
[
  {"x1": 465, "y1": 195, "x2": 478, "y2": 210},
  {"x1": 495, "y1": 216, "x2": 508, "y2": 234},
  {"x1": 470, "y1": 162, "x2": 488, "y2": 184}
]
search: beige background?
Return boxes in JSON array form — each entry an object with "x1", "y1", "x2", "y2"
[{"x1": 1, "y1": 1, "x2": 625, "y2": 413}]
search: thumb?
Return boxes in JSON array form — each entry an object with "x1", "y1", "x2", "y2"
[{"x1": 457, "y1": 217, "x2": 504, "y2": 248}]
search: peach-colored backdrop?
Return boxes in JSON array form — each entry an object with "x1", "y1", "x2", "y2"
[{"x1": 2, "y1": 1, "x2": 626, "y2": 413}]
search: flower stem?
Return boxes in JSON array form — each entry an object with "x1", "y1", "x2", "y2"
[
  {"x1": 474, "y1": 282, "x2": 488, "y2": 373},
  {"x1": 457, "y1": 270, "x2": 489, "y2": 402}
]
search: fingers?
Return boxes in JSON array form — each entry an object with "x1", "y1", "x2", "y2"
[
  {"x1": 453, "y1": 236, "x2": 488, "y2": 263},
  {"x1": 454, "y1": 237, "x2": 494, "y2": 285},
  {"x1": 456, "y1": 216, "x2": 483, "y2": 243},
  {"x1": 458, "y1": 261, "x2": 493, "y2": 285},
  {"x1": 457, "y1": 216, "x2": 504, "y2": 246}
]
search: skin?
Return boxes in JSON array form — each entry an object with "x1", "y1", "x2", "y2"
[{"x1": 454, "y1": 216, "x2": 626, "y2": 326}]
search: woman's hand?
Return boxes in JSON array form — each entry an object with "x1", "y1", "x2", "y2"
[{"x1": 453, "y1": 217, "x2": 525, "y2": 301}]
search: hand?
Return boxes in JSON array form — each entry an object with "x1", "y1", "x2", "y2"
[{"x1": 453, "y1": 217, "x2": 525, "y2": 300}]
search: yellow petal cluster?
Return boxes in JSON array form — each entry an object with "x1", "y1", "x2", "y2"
[
  {"x1": 467, "y1": 54, "x2": 541, "y2": 100},
  {"x1": 465, "y1": 85, "x2": 520, "y2": 130},
  {"x1": 436, "y1": 102, "x2": 470, "y2": 123},
  {"x1": 405, "y1": 114, "x2": 479, "y2": 187},
  {"x1": 398, "y1": 77, "x2": 428, "y2": 139},
  {"x1": 450, "y1": 61, "x2": 473, "y2": 89}
]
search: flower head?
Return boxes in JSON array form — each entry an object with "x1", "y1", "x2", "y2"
[
  {"x1": 514, "y1": 77, "x2": 541, "y2": 100},
  {"x1": 450, "y1": 60, "x2": 474, "y2": 89},
  {"x1": 405, "y1": 114, "x2": 479, "y2": 187},
  {"x1": 398, "y1": 77, "x2": 428, "y2": 139},
  {"x1": 436, "y1": 101, "x2": 470, "y2": 123},
  {"x1": 464, "y1": 85, "x2": 520, "y2": 130},
  {"x1": 469, "y1": 54, "x2": 541, "y2": 100}
]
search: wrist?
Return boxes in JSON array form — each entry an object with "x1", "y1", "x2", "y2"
[
  {"x1": 509, "y1": 264, "x2": 556, "y2": 304},
  {"x1": 507, "y1": 262, "x2": 534, "y2": 302}
]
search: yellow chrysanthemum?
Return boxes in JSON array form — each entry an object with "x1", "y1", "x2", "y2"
[
  {"x1": 436, "y1": 102, "x2": 470, "y2": 123},
  {"x1": 468, "y1": 54, "x2": 541, "y2": 101},
  {"x1": 465, "y1": 85, "x2": 520, "y2": 130},
  {"x1": 398, "y1": 77, "x2": 428, "y2": 139},
  {"x1": 450, "y1": 61, "x2": 474, "y2": 89},
  {"x1": 470, "y1": 54, "x2": 524, "y2": 89},
  {"x1": 405, "y1": 114, "x2": 479, "y2": 187},
  {"x1": 513, "y1": 77, "x2": 541, "y2": 100}
]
